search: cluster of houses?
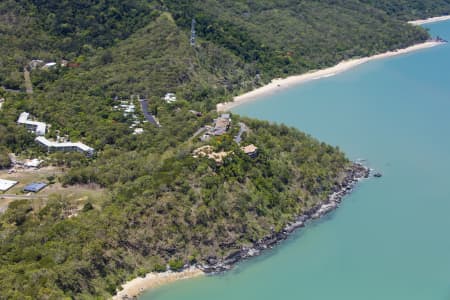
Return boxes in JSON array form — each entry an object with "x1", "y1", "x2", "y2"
[
  {"x1": 17, "y1": 112, "x2": 95, "y2": 156},
  {"x1": 28, "y1": 59, "x2": 79, "y2": 71},
  {"x1": 194, "y1": 113, "x2": 258, "y2": 164},
  {"x1": 113, "y1": 95, "x2": 166, "y2": 132},
  {"x1": 113, "y1": 99, "x2": 144, "y2": 134}
]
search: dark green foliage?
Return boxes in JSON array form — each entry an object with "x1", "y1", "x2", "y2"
[
  {"x1": 82, "y1": 202, "x2": 93, "y2": 212},
  {"x1": 169, "y1": 259, "x2": 185, "y2": 271},
  {"x1": 0, "y1": 116, "x2": 351, "y2": 299},
  {"x1": 0, "y1": 147, "x2": 11, "y2": 169},
  {"x1": 0, "y1": 0, "x2": 440, "y2": 94},
  {"x1": 0, "y1": 1, "x2": 448, "y2": 298}
]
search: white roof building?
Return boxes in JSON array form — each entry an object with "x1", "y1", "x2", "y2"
[
  {"x1": 35, "y1": 137, "x2": 94, "y2": 156},
  {"x1": 29, "y1": 59, "x2": 44, "y2": 69},
  {"x1": 24, "y1": 159, "x2": 43, "y2": 168},
  {"x1": 17, "y1": 112, "x2": 47, "y2": 136},
  {"x1": 133, "y1": 128, "x2": 144, "y2": 135},
  {"x1": 163, "y1": 93, "x2": 177, "y2": 103},
  {"x1": 42, "y1": 62, "x2": 57, "y2": 69},
  {"x1": 0, "y1": 179, "x2": 18, "y2": 192}
]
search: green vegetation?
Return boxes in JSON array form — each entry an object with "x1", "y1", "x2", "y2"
[
  {"x1": 0, "y1": 0, "x2": 449, "y2": 298},
  {"x1": 0, "y1": 146, "x2": 11, "y2": 169},
  {"x1": 0, "y1": 117, "x2": 351, "y2": 299}
]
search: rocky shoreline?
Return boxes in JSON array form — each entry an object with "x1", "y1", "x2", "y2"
[
  {"x1": 197, "y1": 163, "x2": 371, "y2": 273},
  {"x1": 114, "y1": 163, "x2": 371, "y2": 299}
]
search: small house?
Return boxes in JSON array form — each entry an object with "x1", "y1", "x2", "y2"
[
  {"x1": 241, "y1": 144, "x2": 258, "y2": 158},
  {"x1": 29, "y1": 60, "x2": 44, "y2": 70},
  {"x1": 24, "y1": 159, "x2": 43, "y2": 168}
]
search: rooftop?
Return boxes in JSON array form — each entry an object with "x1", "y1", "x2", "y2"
[
  {"x1": 35, "y1": 136, "x2": 94, "y2": 153},
  {"x1": 17, "y1": 112, "x2": 47, "y2": 135},
  {"x1": 0, "y1": 179, "x2": 18, "y2": 192},
  {"x1": 163, "y1": 93, "x2": 177, "y2": 103},
  {"x1": 23, "y1": 182, "x2": 47, "y2": 193},
  {"x1": 241, "y1": 144, "x2": 258, "y2": 155}
]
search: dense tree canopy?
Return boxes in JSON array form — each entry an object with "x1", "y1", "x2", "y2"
[{"x1": 0, "y1": 0, "x2": 448, "y2": 298}]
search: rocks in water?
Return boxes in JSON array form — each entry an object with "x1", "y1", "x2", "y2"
[{"x1": 374, "y1": 172, "x2": 382, "y2": 178}]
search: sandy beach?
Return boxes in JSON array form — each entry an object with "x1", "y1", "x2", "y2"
[
  {"x1": 409, "y1": 15, "x2": 450, "y2": 25},
  {"x1": 113, "y1": 266, "x2": 204, "y2": 300},
  {"x1": 217, "y1": 40, "x2": 443, "y2": 112}
]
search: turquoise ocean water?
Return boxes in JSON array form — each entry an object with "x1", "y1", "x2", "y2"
[{"x1": 142, "y1": 21, "x2": 450, "y2": 300}]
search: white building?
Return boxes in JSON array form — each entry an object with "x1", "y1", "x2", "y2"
[
  {"x1": 17, "y1": 112, "x2": 47, "y2": 136},
  {"x1": 0, "y1": 179, "x2": 18, "y2": 192},
  {"x1": 163, "y1": 93, "x2": 177, "y2": 103},
  {"x1": 29, "y1": 59, "x2": 44, "y2": 70},
  {"x1": 42, "y1": 62, "x2": 57, "y2": 70},
  {"x1": 35, "y1": 137, "x2": 95, "y2": 156},
  {"x1": 24, "y1": 159, "x2": 43, "y2": 168},
  {"x1": 133, "y1": 128, "x2": 144, "y2": 135}
]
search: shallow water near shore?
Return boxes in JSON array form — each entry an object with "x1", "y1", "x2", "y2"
[{"x1": 141, "y1": 21, "x2": 450, "y2": 300}]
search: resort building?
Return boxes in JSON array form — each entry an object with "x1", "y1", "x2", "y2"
[
  {"x1": 213, "y1": 113, "x2": 231, "y2": 136},
  {"x1": 17, "y1": 112, "x2": 47, "y2": 136},
  {"x1": 35, "y1": 136, "x2": 95, "y2": 156}
]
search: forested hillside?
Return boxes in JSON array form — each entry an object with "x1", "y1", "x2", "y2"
[
  {"x1": 0, "y1": 0, "x2": 449, "y2": 299},
  {"x1": 0, "y1": 0, "x2": 437, "y2": 92}
]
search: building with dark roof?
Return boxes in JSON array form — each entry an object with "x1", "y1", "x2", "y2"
[{"x1": 23, "y1": 182, "x2": 47, "y2": 193}]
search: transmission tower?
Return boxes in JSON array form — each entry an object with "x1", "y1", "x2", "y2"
[{"x1": 190, "y1": 19, "x2": 196, "y2": 46}]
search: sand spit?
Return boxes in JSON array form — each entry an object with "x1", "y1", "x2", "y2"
[
  {"x1": 113, "y1": 266, "x2": 204, "y2": 300},
  {"x1": 409, "y1": 15, "x2": 450, "y2": 25}
]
